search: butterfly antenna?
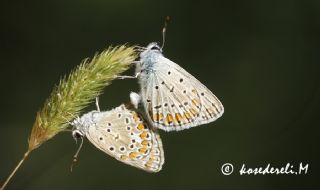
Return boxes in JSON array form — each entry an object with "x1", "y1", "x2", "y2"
[
  {"x1": 161, "y1": 16, "x2": 170, "y2": 50},
  {"x1": 70, "y1": 136, "x2": 84, "y2": 172}
]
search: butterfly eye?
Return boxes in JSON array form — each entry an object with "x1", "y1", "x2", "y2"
[
  {"x1": 72, "y1": 130, "x2": 83, "y2": 140},
  {"x1": 151, "y1": 45, "x2": 161, "y2": 51}
]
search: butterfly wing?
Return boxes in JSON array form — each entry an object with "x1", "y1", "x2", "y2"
[
  {"x1": 85, "y1": 105, "x2": 164, "y2": 172},
  {"x1": 140, "y1": 56, "x2": 224, "y2": 131}
]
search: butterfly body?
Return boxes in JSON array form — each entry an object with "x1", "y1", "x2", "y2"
[
  {"x1": 71, "y1": 104, "x2": 164, "y2": 172},
  {"x1": 136, "y1": 42, "x2": 162, "y2": 78},
  {"x1": 135, "y1": 42, "x2": 224, "y2": 132}
]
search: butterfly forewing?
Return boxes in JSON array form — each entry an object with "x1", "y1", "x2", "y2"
[{"x1": 85, "y1": 105, "x2": 164, "y2": 172}]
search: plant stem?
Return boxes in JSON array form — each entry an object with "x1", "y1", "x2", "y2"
[{"x1": 1, "y1": 150, "x2": 31, "y2": 190}]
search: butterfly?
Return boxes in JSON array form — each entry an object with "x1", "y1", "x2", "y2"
[
  {"x1": 130, "y1": 42, "x2": 224, "y2": 132},
  {"x1": 71, "y1": 102, "x2": 164, "y2": 172}
]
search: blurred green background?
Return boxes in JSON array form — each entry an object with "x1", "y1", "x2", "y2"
[{"x1": 0, "y1": 0, "x2": 319, "y2": 189}]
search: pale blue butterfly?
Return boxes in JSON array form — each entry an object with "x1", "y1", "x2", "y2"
[
  {"x1": 71, "y1": 98, "x2": 164, "y2": 172},
  {"x1": 129, "y1": 42, "x2": 224, "y2": 132}
]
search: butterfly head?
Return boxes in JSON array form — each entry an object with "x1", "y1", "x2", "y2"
[
  {"x1": 137, "y1": 42, "x2": 163, "y2": 75},
  {"x1": 71, "y1": 116, "x2": 85, "y2": 141},
  {"x1": 140, "y1": 42, "x2": 162, "y2": 58},
  {"x1": 70, "y1": 111, "x2": 98, "y2": 141},
  {"x1": 72, "y1": 129, "x2": 84, "y2": 142},
  {"x1": 147, "y1": 42, "x2": 162, "y2": 52}
]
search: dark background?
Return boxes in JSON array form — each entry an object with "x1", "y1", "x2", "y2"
[{"x1": 0, "y1": 0, "x2": 319, "y2": 189}]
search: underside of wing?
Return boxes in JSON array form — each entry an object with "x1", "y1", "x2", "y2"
[
  {"x1": 141, "y1": 57, "x2": 224, "y2": 131},
  {"x1": 85, "y1": 105, "x2": 164, "y2": 172}
]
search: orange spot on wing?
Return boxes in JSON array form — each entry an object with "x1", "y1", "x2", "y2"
[
  {"x1": 137, "y1": 123, "x2": 145, "y2": 130},
  {"x1": 133, "y1": 113, "x2": 140, "y2": 122},
  {"x1": 165, "y1": 114, "x2": 173, "y2": 125},
  {"x1": 120, "y1": 155, "x2": 129, "y2": 160},
  {"x1": 159, "y1": 113, "x2": 164, "y2": 120},
  {"x1": 153, "y1": 113, "x2": 164, "y2": 122},
  {"x1": 139, "y1": 131, "x2": 149, "y2": 139},
  {"x1": 141, "y1": 140, "x2": 149, "y2": 146},
  {"x1": 175, "y1": 113, "x2": 183, "y2": 123},
  {"x1": 184, "y1": 112, "x2": 192, "y2": 120},
  {"x1": 139, "y1": 147, "x2": 148, "y2": 154},
  {"x1": 192, "y1": 98, "x2": 200, "y2": 106},
  {"x1": 129, "y1": 152, "x2": 139, "y2": 159}
]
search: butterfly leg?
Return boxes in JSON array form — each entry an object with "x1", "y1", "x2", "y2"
[
  {"x1": 95, "y1": 97, "x2": 100, "y2": 112},
  {"x1": 130, "y1": 91, "x2": 141, "y2": 109},
  {"x1": 117, "y1": 72, "x2": 140, "y2": 80},
  {"x1": 70, "y1": 131, "x2": 84, "y2": 172}
]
